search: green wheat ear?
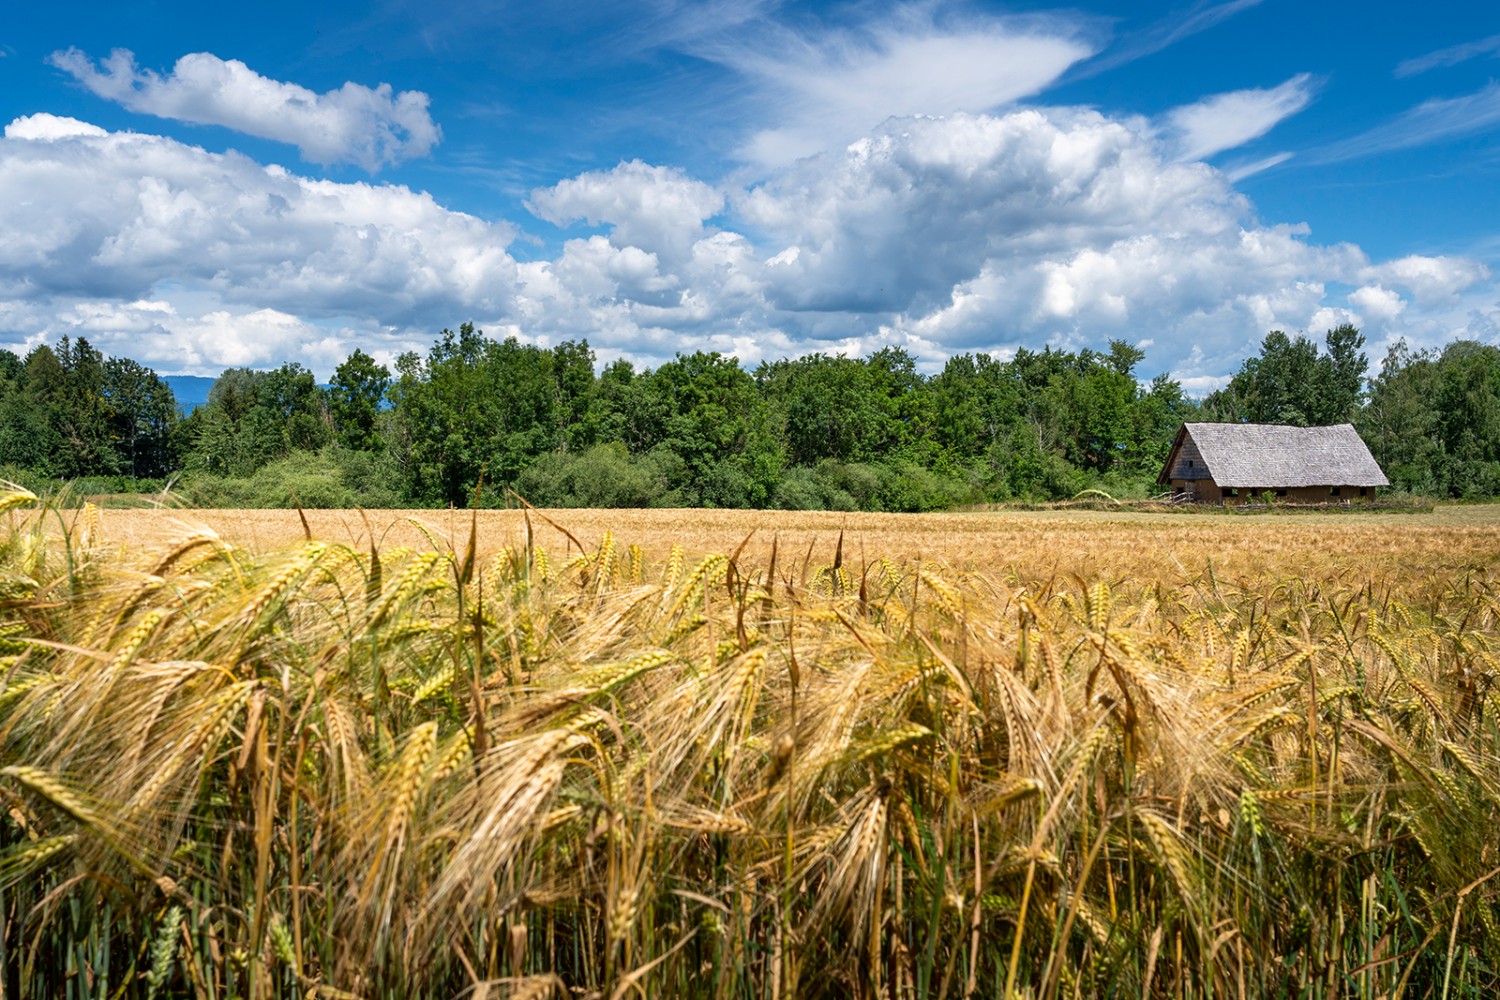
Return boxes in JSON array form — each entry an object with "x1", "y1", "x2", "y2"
[{"x1": 0, "y1": 485, "x2": 39, "y2": 513}]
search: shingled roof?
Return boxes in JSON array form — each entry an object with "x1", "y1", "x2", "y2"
[{"x1": 1158, "y1": 423, "x2": 1389, "y2": 488}]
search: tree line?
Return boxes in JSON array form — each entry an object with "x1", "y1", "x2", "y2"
[{"x1": 1, "y1": 324, "x2": 1496, "y2": 508}]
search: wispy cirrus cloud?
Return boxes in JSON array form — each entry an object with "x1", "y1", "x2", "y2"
[
  {"x1": 1163, "y1": 73, "x2": 1315, "y2": 161},
  {"x1": 1223, "y1": 151, "x2": 1294, "y2": 181},
  {"x1": 692, "y1": 6, "x2": 1094, "y2": 167},
  {"x1": 48, "y1": 48, "x2": 440, "y2": 171},
  {"x1": 1396, "y1": 33, "x2": 1500, "y2": 77},
  {"x1": 1064, "y1": 0, "x2": 1264, "y2": 82},
  {"x1": 1313, "y1": 82, "x2": 1500, "y2": 163}
]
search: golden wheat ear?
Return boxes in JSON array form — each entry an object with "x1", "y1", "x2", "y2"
[{"x1": 4, "y1": 503, "x2": 1500, "y2": 996}]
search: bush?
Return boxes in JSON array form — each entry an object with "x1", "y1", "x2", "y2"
[
  {"x1": 181, "y1": 452, "x2": 357, "y2": 508},
  {"x1": 768, "y1": 460, "x2": 976, "y2": 512},
  {"x1": 876, "y1": 462, "x2": 976, "y2": 512},
  {"x1": 0, "y1": 467, "x2": 174, "y2": 506},
  {"x1": 771, "y1": 466, "x2": 826, "y2": 511},
  {"x1": 331, "y1": 447, "x2": 407, "y2": 509},
  {"x1": 815, "y1": 461, "x2": 885, "y2": 510},
  {"x1": 0, "y1": 464, "x2": 52, "y2": 496},
  {"x1": 515, "y1": 444, "x2": 664, "y2": 508},
  {"x1": 696, "y1": 459, "x2": 752, "y2": 509}
]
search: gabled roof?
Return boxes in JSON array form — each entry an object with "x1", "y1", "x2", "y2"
[{"x1": 1158, "y1": 422, "x2": 1389, "y2": 488}]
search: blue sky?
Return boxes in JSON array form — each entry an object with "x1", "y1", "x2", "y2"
[{"x1": 2, "y1": 1, "x2": 1497, "y2": 391}]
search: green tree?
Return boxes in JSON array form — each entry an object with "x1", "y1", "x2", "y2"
[
  {"x1": 1433, "y1": 341, "x2": 1500, "y2": 496},
  {"x1": 592, "y1": 358, "x2": 663, "y2": 453},
  {"x1": 103, "y1": 357, "x2": 179, "y2": 478},
  {"x1": 646, "y1": 352, "x2": 774, "y2": 506},
  {"x1": 188, "y1": 364, "x2": 329, "y2": 478},
  {"x1": 1207, "y1": 326, "x2": 1366, "y2": 426},
  {"x1": 329, "y1": 349, "x2": 391, "y2": 452},
  {"x1": 35, "y1": 338, "x2": 118, "y2": 477},
  {"x1": 1316, "y1": 323, "x2": 1367, "y2": 423},
  {"x1": 261, "y1": 363, "x2": 331, "y2": 454},
  {"x1": 0, "y1": 350, "x2": 56, "y2": 473},
  {"x1": 551, "y1": 340, "x2": 599, "y2": 451},
  {"x1": 387, "y1": 324, "x2": 563, "y2": 505},
  {"x1": 1360, "y1": 339, "x2": 1442, "y2": 493}
]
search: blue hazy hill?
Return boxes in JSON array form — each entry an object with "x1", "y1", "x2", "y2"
[{"x1": 163, "y1": 375, "x2": 217, "y2": 413}]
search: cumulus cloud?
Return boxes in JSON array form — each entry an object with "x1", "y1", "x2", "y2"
[
  {"x1": 1163, "y1": 74, "x2": 1314, "y2": 161},
  {"x1": 48, "y1": 48, "x2": 440, "y2": 170},
  {"x1": 1348, "y1": 284, "x2": 1406, "y2": 329},
  {"x1": 527, "y1": 160, "x2": 725, "y2": 261},
  {"x1": 738, "y1": 110, "x2": 1247, "y2": 315},
  {"x1": 0, "y1": 119, "x2": 514, "y2": 315},
  {"x1": 4, "y1": 113, "x2": 108, "y2": 141},
  {"x1": 696, "y1": 7, "x2": 1093, "y2": 166},
  {"x1": 0, "y1": 117, "x2": 515, "y2": 371},
  {"x1": 53, "y1": 298, "x2": 356, "y2": 373},
  {"x1": 1361, "y1": 255, "x2": 1489, "y2": 300},
  {"x1": 515, "y1": 108, "x2": 1493, "y2": 378},
  {"x1": 729, "y1": 111, "x2": 1486, "y2": 375},
  {"x1": 2, "y1": 107, "x2": 1495, "y2": 383}
]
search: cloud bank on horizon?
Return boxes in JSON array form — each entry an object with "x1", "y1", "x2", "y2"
[{"x1": 1, "y1": 1, "x2": 1497, "y2": 391}]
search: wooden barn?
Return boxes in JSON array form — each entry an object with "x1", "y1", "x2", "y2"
[{"x1": 1158, "y1": 422, "x2": 1389, "y2": 504}]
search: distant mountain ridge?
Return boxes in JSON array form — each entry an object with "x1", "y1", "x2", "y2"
[{"x1": 163, "y1": 375, "x2": 216, "y2": 413}]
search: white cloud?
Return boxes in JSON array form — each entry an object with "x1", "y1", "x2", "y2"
[
  {"x1": 0, "y1": 291, "x2": 404, "y2": 376},
  {"x1": 1314, "y1": 82, "x2": 1500, "y2": 163},
  {"x1": 57, "y1": 298, "x2": 344, "y2": 371},
  {"x1": 550, "y1": 236, "x2": 678, "y2": 302},
  {"x1": 1069, "y1": 0, "x2": 1263, "y2": 81},
  {"x1": 0, "y1": 119, "x2": 514, "y2": 316},
  {"x1": 2, "y1": 107, "x2": 1496, "y2": 384},
  {"x1": 1396, "y1": 33, "x2": 1500, "y2": 77},
  {"x1": 4, "y1": 113, "x2": 107, "y2": 141},
  {"x1": 1348, "y1": 284, "x2": 1406, "y2": 328},
  {"x1": 48, "y1": 48, "x2": 440, "y2": 171},
  {"x1": 1163, "y1": 74, "x2": 1314, "y2": 161},
  {"x1": 695, "y1": 7, "x2": 1093, "y2": 166},
  {"x1": 728, "y1": 111, "x2": 1489, "y2": 376},
  {"x1": 738, "y1": 110, "x2": 1246, "y2": 315},
  {"x1": 527, "y1": 160, "x2": 724, "y2": 261},
  {"x1": 1223, "y1": 151, "x2": 1293, "y2": 181},
  {"x1": 0, "y1": 117, "x2": 517, "y2": 373},
  {"x1": 1178, "y1": 373, "x2": 1230, "y2": 395},
  {"x1": 1361, "y1": 254, "x2": 1489, "y2": 300}
]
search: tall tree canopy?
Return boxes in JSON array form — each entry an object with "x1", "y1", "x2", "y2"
[
  {"x1": 7, "y1": 320, "x2": 1500, "y2": 508},
  {"x1": 1205, "y1": 325, "x2": 1367, "y2": 426}
]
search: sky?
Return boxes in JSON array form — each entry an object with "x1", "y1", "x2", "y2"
[{"x1": 2, "y1": 1, "x2": 1498, "y2": 393}]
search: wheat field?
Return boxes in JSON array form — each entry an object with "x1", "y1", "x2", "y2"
[
  {"x1": 2, "y1": 494, "x2": 1499, "y2": 998},
  {"x1": 98, "y1": 502, "x2": 1500, "y2": 582}
]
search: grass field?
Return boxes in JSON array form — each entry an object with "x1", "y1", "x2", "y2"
[{"x1": 3, "y1": 496, "x2": 1499, "y2": 997}]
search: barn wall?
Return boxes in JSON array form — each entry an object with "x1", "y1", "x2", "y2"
[
  {"x1": 1168, "y1": 478, "x2": 1222, "y2": 501},
  {"x1": 1216, "y1": 485, "x2": 1377, "y2": 505}
]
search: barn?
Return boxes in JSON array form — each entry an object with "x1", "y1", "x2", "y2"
[{"x1": 1157, "y1": 422, "x2": 1389, "y2": 504}]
